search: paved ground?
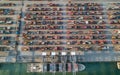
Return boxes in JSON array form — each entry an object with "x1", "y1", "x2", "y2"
[{"x1": 1, "y1": 0, "x2": 120, "y2": 63}]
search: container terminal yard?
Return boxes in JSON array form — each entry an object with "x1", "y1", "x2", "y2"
[{"x1": 0, "y1": 0, "x2": 120, "y2": 75}]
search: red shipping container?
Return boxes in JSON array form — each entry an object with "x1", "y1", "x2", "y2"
[{"x1": 68, "y1": 63, "x2": 71, "y2": 72}]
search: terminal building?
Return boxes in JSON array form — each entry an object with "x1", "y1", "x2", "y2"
[{"x1": 0, "y1": 0, "x2": 120, "y2": 73}]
